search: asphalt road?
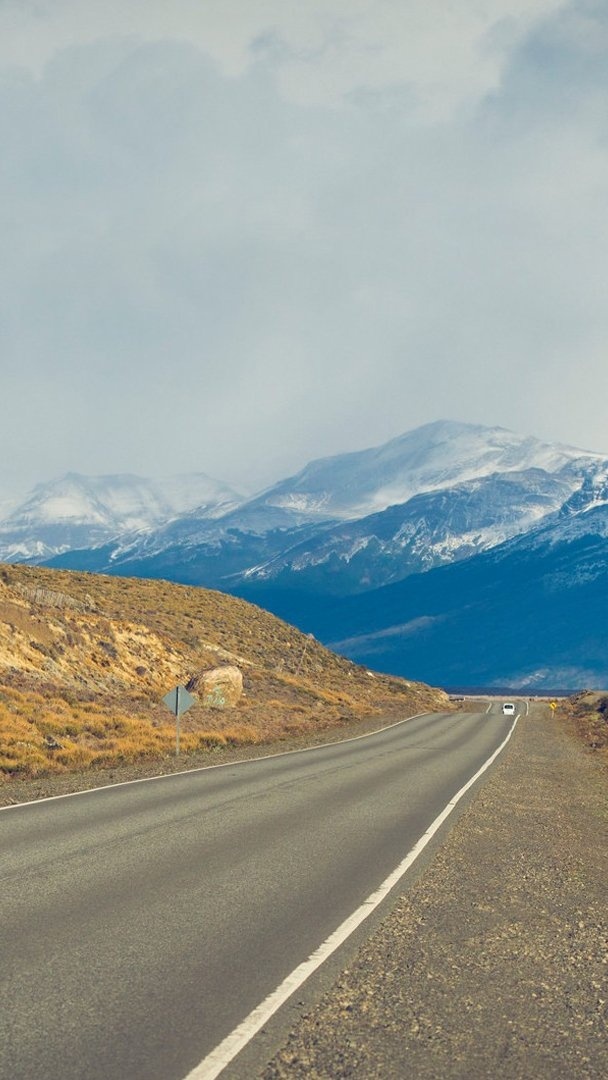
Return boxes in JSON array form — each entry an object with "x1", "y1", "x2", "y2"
[{"x1": 0, "y1": 704, "x2": 516, "y2": 1080}]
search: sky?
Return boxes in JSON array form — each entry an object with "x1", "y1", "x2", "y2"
[{"x1": 1, "y1": 0, "x2": 607, "y2": 500}]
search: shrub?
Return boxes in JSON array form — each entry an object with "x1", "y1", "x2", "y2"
[
  {"x1": 198, "y1": 732, "x2": 227, "y2": 749},
  {"x1": 222, "y1": 724, "x2": 261, "y2": 746}
]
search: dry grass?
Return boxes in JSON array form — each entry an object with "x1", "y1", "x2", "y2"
[{"x1": 0, "y1": 563, "x2": 450, "y2": 783}]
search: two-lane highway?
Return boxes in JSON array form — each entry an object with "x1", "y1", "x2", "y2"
[{"x1": 0, "y1": 704, "x2": 518, "y2": 1080}]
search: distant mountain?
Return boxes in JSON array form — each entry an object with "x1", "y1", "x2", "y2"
[
  {"x1": 0, "y1": 472, "x2": 242, "y2": 563},
  {"x1": 240, "y1": 501, "x2": 608, "y2": 692},
  {"x1": 45, "y1": 421, "x2": 605, "y2": 594},
  {"x1": 238, "y1": 419, "x2": 599, "y2": 520},
  {"x1": 234, "y1": 467, "x2": 590, "y2": 595}
]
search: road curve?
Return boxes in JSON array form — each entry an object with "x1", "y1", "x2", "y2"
[{"x1": 0, "y1": 704, "x2": 516, "y2": 1080}]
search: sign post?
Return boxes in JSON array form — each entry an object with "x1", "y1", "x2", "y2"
[{"x1": 162, "y1": 685, "x2": 196, "y2": 756}]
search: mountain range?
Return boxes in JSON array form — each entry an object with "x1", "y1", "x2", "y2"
[
  {"x1": 238, "y1": 501, "x2": 608, "y2": 692},
  {"x1": 0, "y1": 471, "x2": 241, "y2": 564},
  {"x1": 1, "y1": 420, "x2": 607, "y2": 691}
]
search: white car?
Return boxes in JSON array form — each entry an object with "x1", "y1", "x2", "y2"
[{"x1": 502, "y1": 702, "x2": 516, "y2": 715}]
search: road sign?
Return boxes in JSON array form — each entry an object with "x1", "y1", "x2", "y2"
[
  {"x1": 162, "y1": 685, "x2": 196, "y2": 755},
  {"x1": 162, "y1": 685, "x2": 195, "y2": 717}
]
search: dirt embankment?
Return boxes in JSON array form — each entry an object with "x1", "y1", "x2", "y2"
[{"x1": 263, "y1": 702, "x2": 608, "y2": 1079}]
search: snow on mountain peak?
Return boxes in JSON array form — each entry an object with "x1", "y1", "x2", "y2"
[
  {"x1": 1, "y1": 472, "x2": 242, "y2": 530},
  {"x1": 259, "y1": 421, "x2": 603, "y2": 520},
  {"x1": 2, "y1": 420, "x2": 606, "y2": 573},
  {"x1": 0, "y1": 470, "x2": 243, "y2": 563},
  {"x1": 6, "y1": 474, "x2": 166, "y2": 530}
]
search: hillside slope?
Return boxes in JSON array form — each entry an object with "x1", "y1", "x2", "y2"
[{"x1": 0, "y1": 564, "x2": 447, "y2": 784}]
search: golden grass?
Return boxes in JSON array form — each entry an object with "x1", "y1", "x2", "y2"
[{"x1": 0, "y1": 689, "x2": 259, "y2": 776}]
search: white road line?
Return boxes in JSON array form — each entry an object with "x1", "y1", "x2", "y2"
[{"x1": 184, "y1": 716, "x2": 519, "y2": 1080}]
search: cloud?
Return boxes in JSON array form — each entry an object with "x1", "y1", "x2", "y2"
[
  {"x1": 0, "y1": 1, "x2": 607, "y2": 496},
  {"x1": 0, "y1": 0, "x2": 569, "y2": 116}
]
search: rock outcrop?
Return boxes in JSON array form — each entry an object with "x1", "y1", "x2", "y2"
[{"x1": 187, "y1": 665, "x2": 243, "y2": 709}]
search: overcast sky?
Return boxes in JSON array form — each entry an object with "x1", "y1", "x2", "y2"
[{"x1": 2, "y1": 0, "x2": 607, "y2": 498}]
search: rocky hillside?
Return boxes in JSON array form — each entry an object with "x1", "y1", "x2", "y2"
[
  {"x1": 558, "y1": 691, "x2": 608, "y2": 756},
  {"x1": 0, "y1": 564, "x2": 448, "y2": 785}
]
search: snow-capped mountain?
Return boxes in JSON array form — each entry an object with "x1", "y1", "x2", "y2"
[
  {"x1": 4, "y1": 417, "x2": 607, "y2": 593},
  {"x1": 0, "y1": 472, "x2": 242, "y2": 563},
  {"x1": 55, "y1": 421, "x2": 605, "y2": 594},
  {"x1": 236, "y1": 467, "x2": 589, "y2": 593},
  {"x1": 250, "y1": 419, "x2": 601, "y2": 521}
]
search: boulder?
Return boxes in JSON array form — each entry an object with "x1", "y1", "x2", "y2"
[{"x1": 187, "y1": 665, "x2": 243, "y2": 709}]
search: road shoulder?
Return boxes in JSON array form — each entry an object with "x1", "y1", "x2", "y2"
[{"x1": 262, "y1": 705, "x2": 608, "y2": 1079}]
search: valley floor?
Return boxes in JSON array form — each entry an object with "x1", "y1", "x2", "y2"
[{"x1": 262, "y1": 703, "x2": 608, "y2": 1079}]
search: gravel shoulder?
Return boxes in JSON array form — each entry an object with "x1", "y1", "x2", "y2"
[{"x1": 262, "y1": 703, "x2": 608, "y2": 1079}]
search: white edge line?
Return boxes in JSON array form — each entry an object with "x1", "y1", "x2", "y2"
[
  {"x1": 1, "y1": 708, "x2": 455, "y2": 812},
  {"x1": 184, "y1": 714, "x2": 520, "y2": 1080}
]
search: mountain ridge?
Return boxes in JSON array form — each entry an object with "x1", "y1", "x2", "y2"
[
  {"x1": 250, "y1": 502, "x2": 608, "y2": 692},
  {"x1": 10, "y1": 419, "x2": 603, "y2": 588},
  {"x1": 0, "y1": 471, "x2": 243, "y2": 563}
]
